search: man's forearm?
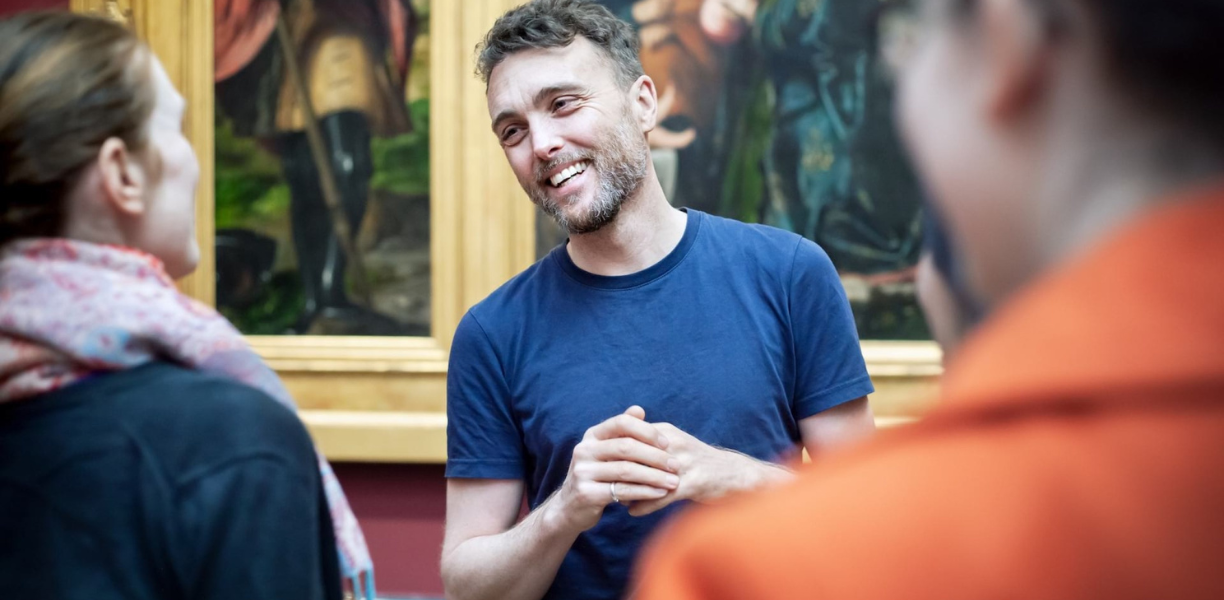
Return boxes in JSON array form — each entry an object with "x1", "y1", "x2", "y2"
[
  {"x1": 727, "y1": 449, "x2": 794, "y2": 496},
  {"x1": 442, "y1": 493, "x2": 580, "y2": 600}
]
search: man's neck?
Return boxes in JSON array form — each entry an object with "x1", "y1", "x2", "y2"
[{"x1": 566, "y1": 177, "x2": 688, "y2": 277}]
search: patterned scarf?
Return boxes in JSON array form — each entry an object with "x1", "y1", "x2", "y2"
[{"x1": 0, "y1": 238, "x2": 375, "y2": 598}]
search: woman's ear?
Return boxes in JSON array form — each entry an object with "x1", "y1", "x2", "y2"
[
  {"x1": 97, "y1": 137, "x2": 147, "y2": 216},
  {"x1": 632, "y1": 75, "x2": 660, "y2": 133}
]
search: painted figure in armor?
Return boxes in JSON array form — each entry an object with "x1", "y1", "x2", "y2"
[{"x1": 215, "y1": 0, "x2": 417, "y2": 335}]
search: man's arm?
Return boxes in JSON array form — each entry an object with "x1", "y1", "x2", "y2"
[
  {"x1": 442, "y1": 479, "x2": 575, "y2": 600},
  {"x1": 626, "y1": 423, "x2": 790, "y2": 517},
  {"x1": 798, "y1": 395, "x2": 874, "y2": 457},
  {"x1": 627, "y1": 397, "x2": 874, "y2": 517},
  {"x1": 442, "y1": 407, "x2": 679, "y2": 600}
]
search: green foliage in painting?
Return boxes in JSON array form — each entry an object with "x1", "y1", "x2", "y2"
[
  {"x1": 371, "y1": 98, "x2": 430, "y2": 196},
  {"x1": 855, "y1": 290, "x2": 931, "y2": 340},
  {"x1": 214, "y1": 98, "x2": 431, "y2": 334},
  {"x1": 219, "y1": 272, "x2": 305, "y2": 335},
  {"x1": 214, "y1": 115, "x2": 291, "y2": 230},
  {"x1": 719, "y1": 78, "x2": 774, "y2": 224}
]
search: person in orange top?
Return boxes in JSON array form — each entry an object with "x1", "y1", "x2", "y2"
[{"x1": 632, "y1": 0, "x2": 1224, "y2": 598}]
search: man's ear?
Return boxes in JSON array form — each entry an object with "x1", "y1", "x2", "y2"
[
  {"x1": 97, "y1": 137, "x2": 146, "y2": 216},
  {"x1": 631, "y1": 75, "x2": 660, "y2": 133},
  {"x1": 978, "y1": 0, "x2": 1056, "y2": 122}
]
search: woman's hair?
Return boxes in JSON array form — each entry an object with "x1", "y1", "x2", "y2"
[{"x1": 0, "y1": 11, "x2": 156, "y2": 246}]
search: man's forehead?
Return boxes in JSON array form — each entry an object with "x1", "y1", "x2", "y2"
[{"x1": 487, "y1": 38, "x2": 614, "y2": 104}]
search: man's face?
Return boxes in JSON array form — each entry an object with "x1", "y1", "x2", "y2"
[{"x1": 487, "y1": 37, "x2": 651, "y2": 235}]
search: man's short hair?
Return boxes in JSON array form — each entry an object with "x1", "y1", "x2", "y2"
[{"x1": 476, "y1": 0, "x2": 644, "y2": 88}]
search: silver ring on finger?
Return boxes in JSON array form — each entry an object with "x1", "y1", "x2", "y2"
[{"x1": 610, "y1": 482, "x2": 621, "y2": 504}]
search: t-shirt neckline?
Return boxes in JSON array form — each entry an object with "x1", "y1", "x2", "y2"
[{"x1": 551, "y1": 208, "x2": 703, "y2": 290}]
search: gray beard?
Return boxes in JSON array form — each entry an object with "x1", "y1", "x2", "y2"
[{"x1": 528, "y1": 118, "x2": 650, "y2": 235}]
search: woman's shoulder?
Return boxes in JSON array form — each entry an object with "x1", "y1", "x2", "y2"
[{"x1": 64, "y1": 363, "x2": 317, "y2": 479}]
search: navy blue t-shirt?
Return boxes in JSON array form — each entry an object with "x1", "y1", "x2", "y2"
[{"x1": 445, "y1": 209, "x2": 873, "y2": 600}]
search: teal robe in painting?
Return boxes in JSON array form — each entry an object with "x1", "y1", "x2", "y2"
[{"x1": 750, "y1": 0, "x2": 923, "y2": 275}]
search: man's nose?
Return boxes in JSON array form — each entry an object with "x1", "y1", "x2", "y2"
[{"x1": 531, "y1": 123, "x2": 564, "y2": 162}]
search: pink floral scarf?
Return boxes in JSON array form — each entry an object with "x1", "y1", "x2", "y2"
[{"x1": 0, "y1": 238, "x2": 375, "y2": 598}]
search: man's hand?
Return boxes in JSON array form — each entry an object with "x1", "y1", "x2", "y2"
[
  {"x1": 628, "y1": 423, "x2": 792, "y2": 517},
  {"x1": 548, "y1": 406, "x2": 681, "y2": 533}
]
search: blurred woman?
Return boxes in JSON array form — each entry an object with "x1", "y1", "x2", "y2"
[{"x1": 0, "y1": 12, "x2": 373, "y2": 599}]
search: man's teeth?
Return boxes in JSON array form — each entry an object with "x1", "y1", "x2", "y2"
[{"x1": 550, "y1": 162, "x2": 589, "y2": 187}]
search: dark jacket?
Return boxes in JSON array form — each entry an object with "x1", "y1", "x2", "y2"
[{"x1": 0, "y1": 362, "x2": 341, "y2": 600}]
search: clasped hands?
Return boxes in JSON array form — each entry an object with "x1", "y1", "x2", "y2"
[{"x1": 553, "y1": 405, "x2": 777, "y2": 533}]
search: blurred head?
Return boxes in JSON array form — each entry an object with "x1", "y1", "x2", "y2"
[
  {"x1": 0, "y1": 12, "x2": 199, "y2": 278},
  {"x1": 883, "y1": 0, "x2": 1224, "y2": 306},
  {"x1": 479, "y1": 0, "x2": 656, "y2": 235}
]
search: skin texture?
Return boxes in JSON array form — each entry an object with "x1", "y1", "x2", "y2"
[{"x1": 61, "y1": 54, "x2": 200, "y2": 278}]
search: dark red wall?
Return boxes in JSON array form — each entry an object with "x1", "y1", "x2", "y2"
[
  {"x1": 335, "y1": 463, "x2": 447, "y2": 597},
  {"x1": 0, "y1": 0, "x2": 67, "y2": 12}
]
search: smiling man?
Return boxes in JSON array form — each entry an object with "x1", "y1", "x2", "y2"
[{"x1": 439, "y1": 2, "x2": 876, "y2": 600}]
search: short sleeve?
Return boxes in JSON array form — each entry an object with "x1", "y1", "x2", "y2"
[
  {"x1": 787, "y1": 238, "x2": 875, "y2": 419},
  {"x1": 445, "y1": 311, "x2": 525, "y2": 480}
]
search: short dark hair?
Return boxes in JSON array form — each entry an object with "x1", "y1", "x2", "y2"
[
  {"x1": 476, "y1": 0, "x2": 644, "y2": 88},
  {"x1": 1086, "y1": 0, "x2": 1224, "y2": 145}
]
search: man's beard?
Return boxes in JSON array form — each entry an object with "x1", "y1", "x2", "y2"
[{"x1": 526, "y1": 114, "x2": 650, "y2": 235}]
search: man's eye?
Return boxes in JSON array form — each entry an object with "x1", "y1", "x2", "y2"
[
  {"x1": 553, "y1": 97, "x2": 574, "y2": 111},
  {"x1": 502, "y1": 127, "x2": 521, "y2": 142}
]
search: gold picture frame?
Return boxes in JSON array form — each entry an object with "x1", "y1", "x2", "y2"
[{"x1": 71, "y1": 0, "x2": 940, "y2": 463}]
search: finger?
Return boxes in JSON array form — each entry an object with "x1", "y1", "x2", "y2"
[
  {"x1": 627, "y1": 495, "x2": 676, "y2": 517},
  {"x1": 590, "y1": 437, "x2": 679, "y2": 473},
  {"x1": 609, "y1": 483, "x2": 670, "y2": 504},
  {"x1": 572, "y1": 481, "x2": 667, "y2": 510},
  {"x1": 588, "y1": 413, "x2": 669, "y2": 449},
  {"x1": 623, "y1": 405, "x2": 646, "y2": 420},
  {"x1": 589, "y1": 461, "x2": 680, "y2": 490}
]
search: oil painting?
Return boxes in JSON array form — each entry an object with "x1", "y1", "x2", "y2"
[
  {"x1": 539, "y1": 0, "x2": 929, "y2": 339},
  {"x1": 214, "y1": 0, "x2": 431, "y2": 336}
]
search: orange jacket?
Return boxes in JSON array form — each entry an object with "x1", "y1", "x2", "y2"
[{"x1": 634, "y1": 189, "x2": 1224, "y2": 600}]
